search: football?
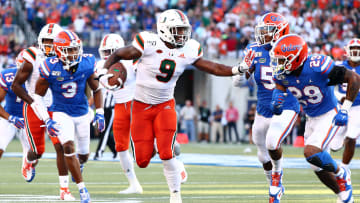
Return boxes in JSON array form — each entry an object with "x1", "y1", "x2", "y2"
[{"x1": 108, "y1": 62, "x2": 127, "y2": 87}]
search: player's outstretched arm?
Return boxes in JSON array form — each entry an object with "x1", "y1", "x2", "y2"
[
  {"x1": 103, "y1": 45, "x2": 142, "y2": 70},
  {"x1": 11, "y1": 61, "x2": 34, "y2": 104},
  {"x1": 0, "y1": 87, "x2": 9, "y2": 119},
  {"x1": 192, "y1": 58, "x2": 234, "y2": 76}
]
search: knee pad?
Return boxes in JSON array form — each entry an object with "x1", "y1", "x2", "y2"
[{"x1": 306, "y1": 151, "x2": 338, "y2": 173}]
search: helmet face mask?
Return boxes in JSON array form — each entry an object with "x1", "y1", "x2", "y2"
[
  {"x1": 345, "y1": 38, "x2": 360, "y2": 62},
  {"x1": 255, "y1": 24, "x2": 277, "y2": 45},
  {"x1": 157, "y1": 9, "x2": 191, "y2": 48},
  {"x1": 38, "y1": 23, "x2": 63, "y2": 56},
  {"x1": 54, "y1": 30, "x2": 83, "y2": 70}
]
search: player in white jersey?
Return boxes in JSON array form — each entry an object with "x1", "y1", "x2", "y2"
[
  {"x1": 100, "y1": 9, "x2": 245, "y2": 203},
  {"x1": 12, "y1": 23, "x2": 75, "y2": 200},
  {"x1": 96, "y1": 33, "x2": 143, "y2": 194}
]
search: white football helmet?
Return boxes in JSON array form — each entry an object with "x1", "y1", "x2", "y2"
[
  {"x1": 345, "y1": 38, "x2": 360, "y2": 62},
  {"x1": 157, "y1": 9, "x2": 191, "y2": 48},
  {"x1": 98, "y1": 34, "x2": 125, "y2": 60},
  {"x1": 38, "y1": 23, "x2": 63, "y2": 56}
]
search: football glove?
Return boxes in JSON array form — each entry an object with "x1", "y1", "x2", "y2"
[
  {"x1": 99, "y1": 74, "x2": 123, "y2": 90},
  {"x1": 8, "y1": 115, "x2": 25, "y2": 129},
  {"x1": 232, "y1": 49, "x2": 256, "y2": 75},
  {"x1": 271, "y1": 89, "x2": 287, "y2": 115},
  {"x1": 333, "y1": 109, "x2": 348, "y2": 126},
  {"x1": 45, "y1": 118, "x2": 59, "y2": 137},
  {"x1": 93, "y1": 109, "x2": 105, "y2": 132}
]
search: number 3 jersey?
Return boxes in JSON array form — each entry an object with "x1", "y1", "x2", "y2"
[
  {"x1": 246, "y1": 43, "x2": 299, "y2": 118},
  {"x1": 0, "y1": 68, "x2": 25, "y2": 117},
  {"x1": 39, "y1": 54, "x2": 96, "y2": 117},
  {"x1": 273, "y1": 54, "x2": 338, "y2": 117},
  {"x1": 131, "y1": 31, "x2": 203, "y2": 104}
]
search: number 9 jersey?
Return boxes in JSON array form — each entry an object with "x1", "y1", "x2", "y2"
[
  {"x1": 132, "y1": 31, "x2": 203, "y2": 104},
  {"x1": 39, "y1": 54, "x2": 96, "y2": 117}
]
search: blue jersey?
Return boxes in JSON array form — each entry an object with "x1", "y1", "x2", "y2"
[
  {"x1": 39, "y1": 54, "x2": 95, "y2": 117},
  {"x1": 0, "y1": 68, "x2": 24, "y2": 118},
  {"x1": 336, "y1": 60, "x2": 360, "y2": 106},
  {"x1": 274, "y1": 55, "x2": 338, "y2": 117},
  {"x1": 246, "y1": 43, "x2": 299, "y2": 118}
]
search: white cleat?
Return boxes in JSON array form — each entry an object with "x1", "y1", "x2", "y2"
[
  {"x1": 118, "y1": 183, "x2": 143, "y2": 194},
  {"x1": 170, "y1": 191, "x2": 182, "y2": 203},
  {"x1": 60, "y1": 187, "x2": 76, "y2": 201}
]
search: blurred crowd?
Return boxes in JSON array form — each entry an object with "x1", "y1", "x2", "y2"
[{"x1": 0, "y1": 0, "x2": 359, "y2": 68}]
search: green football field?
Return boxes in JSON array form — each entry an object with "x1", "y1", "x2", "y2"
[{"x1": 0, "y1": 140, "x2": 359, "y2": 202}]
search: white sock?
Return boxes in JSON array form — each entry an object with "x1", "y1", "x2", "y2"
[
  {"x1": 335, "y1": 166, "x2": 344, "y2": 177},
  {"x1": 264, "y1": 170, "x2": 272, "y2": 183},
  {"x1": 271, "y1": 157, "x2": 283, "y2": 173},
  {"x1": 163, "y1": 158, "x2": 181, "y2": 193},
  {"x1": 118, "y1": 151, "x2": 138, "y2": 185},
  {"x1": 59, "y1": 175, "x2": 69, "y2": 189},
  {"x1": 77, "y1": 182, "x2": 85, "y2": 190}
]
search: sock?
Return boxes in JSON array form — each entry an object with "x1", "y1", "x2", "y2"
[
  {"x1": 77, "y1": 182, "x2": 85, "y2": 190},
  {"x1": 118, "y1": 151, "x2": 138, "y2": 185},
  {"x1": 59, "y1": 175, "x2": 69, "y2": 189},
  {"x1": 271, "y1": 157, "x2": 283, "y2": 173},
  {"x1": 163, "y1": 158, "x2": 181, "y2": 193},
  {"x1": 335, "y1": 167, "x2": 344, "y2": 178},
  {"x1": 264, "y1": 170, "x2": 272, "y2": 183}
]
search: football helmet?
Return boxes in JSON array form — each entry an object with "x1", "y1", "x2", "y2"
[
  {"x1": 345, "y1": 38, "x2": 360, "y2": 62},
  {"x1": 270, "y1": 34, "x2": 308, "y2": 76},
  {"x1": 15, "y1": 49, "x2": 26, "y2": 69},
  {"x1": 53, "y1": 30, "x2": 83, "y2": 70},
  {"x1": 157, "y1": 9, "x2": 191, "y2": 48},
  {"x1": 38, "y1": 23, "x2": 63, "y2": 56},
  {"x1": 255, "y1": 12, "x2": 289, "y2": 46},
  {"x1": 98, "y1": 34, "x2": 124, "y2": 60}
]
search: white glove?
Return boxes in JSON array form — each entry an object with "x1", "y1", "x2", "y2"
[
  {"x1": 232, "y1": 74, "x2": 246, "y2": 87},
  {"x1": 99, "y1": 74, "x2": 123, "y2": 90},
  {"x1": 232, "y1": 49, "x2": 256, "y2": 75}
]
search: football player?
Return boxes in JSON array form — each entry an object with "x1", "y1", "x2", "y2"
[
  {"x1": 270, "y1": 34, "x2": 360, "y2": 203},
  {"x1": 33, "y1": 30, "x2": 104, "y2": 203},
  {"x1": 0, "y1": 65, "x2": 29, "y2": 160},
  {"x1": 232, "y1": 12, "x2": 300, "y2": 203},
  {"x1": 12, "y1": 24, "x2": 75, "y2": 200},
  {"x1": 332, "y1": 38, "x2": 360, "y2": 177},
  {"x1": 100, "y1": 9, "x2": 244, "y2": 203},
  {"x1": 96, "y1": 33, "x2": 143, "y2": 194}
]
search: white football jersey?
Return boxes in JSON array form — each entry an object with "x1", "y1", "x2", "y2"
[
  {"x1": 22, "y1": 47, "x2": 52, "y2": 107},
  {"x1": 132, "y1": 31, "x2": 203, "y2": 104},
  {"x1": 95, "y1": 59, "x2": 136, "y2": 104}
]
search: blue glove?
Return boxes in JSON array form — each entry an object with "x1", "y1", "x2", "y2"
[
  {"x1": 333, "y1": 109, "x2": 348, "y2": 126},
  {"x1": 93, "y1": 113, "x2": 105, "y2": 132},
  {"x1": 8, "y1": 115, "x2": 25, "y2": 129},
  {"x1": 45, "y1": 118, "x2": 59, "y2": 137},
  {"x1": 271, "y1": 89, "x2": 287, "y2": 115}
]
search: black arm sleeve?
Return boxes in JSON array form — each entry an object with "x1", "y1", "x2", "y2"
[{"x1": 327, "y1": 65, "x2": 347, "y2": 86}]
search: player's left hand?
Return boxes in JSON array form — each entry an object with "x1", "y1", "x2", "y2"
[
  {"x1": 93, "y1": 112, "x2": 105, "y2": 132},
  {"x1": 8, "y1": 115, "x2": 25, "y2": 129},
  {"x1": 271, "y1": 89, "x2": 287, "y2": 115},
  {"x1": 333, "y1": 109, "x2": 348, "y2": 126}
]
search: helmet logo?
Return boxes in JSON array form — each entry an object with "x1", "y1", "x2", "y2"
[
  {"x1": 270, "y1": 15, "x2": 283, "y2": 22},
  {"x1": 54, "y1": 38, "x2": 66, "y2": 43},
  {"x1": 281, "y1": 44, "x2": 302, "y2": 52}
]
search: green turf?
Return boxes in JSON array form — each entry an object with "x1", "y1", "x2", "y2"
[{"x1": 0, "y1": 140, "x2": 359, "y2": 202}]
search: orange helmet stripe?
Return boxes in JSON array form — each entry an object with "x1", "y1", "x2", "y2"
[
  {"x1": 48, "y1": 23, "x2": 54, "y2": 34},
  {"x1": 175, "y1": 10, "x2": 186, "y2": 22}
]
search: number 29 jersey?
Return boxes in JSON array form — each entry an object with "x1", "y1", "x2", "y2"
[
  {"x1": 273, "y1": 55, "x2": 338, "y2": 117},
  {"x1": 132, "y1": 31, "x2": 203, "y2": 104},
  {"x1": 39, "y1": 54, "x2": 95, "y2": 117},
  {"x1": 246, "y1": 43, "x2": 299, "y2": 118}
]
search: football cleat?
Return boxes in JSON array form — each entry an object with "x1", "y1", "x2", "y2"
[
  {"x1": 170, "y1": 191, "x2": 182, "y2": 203},
  {"x1": 22, "y1": 158, "x2": 36, "y2": 182},
  {"x1": 118, "y1": 182, "x2": 143, "y2": 194},
  {"x1": 336, "y1": 167, "x2": 353, "y2": 203},
  {"x1": 60, "y1": 187, "x2": 75, "y2": 201},
  {"x1": 72, "y1": 164, "x2": 84, "y2": 182},
  {"x1": 79, "y1": 188, "x2": 91, "y2": 203},
  {"x1": 269, "y1": 171, "x2": 285, "y2": 203}
]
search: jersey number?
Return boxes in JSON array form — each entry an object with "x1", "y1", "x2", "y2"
[
  {"x1": 260, "y1": 66, "x2": 275, "y2": 90},
  {"x1": 288, "y1": 85, "x2": 323, "y2": 105},
  {"x1": 156, "y1": 59, "x2": 176, "y2": 83},
  {"x1": 61, "y1": 82, "x2": 77, "y2": 98}
]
